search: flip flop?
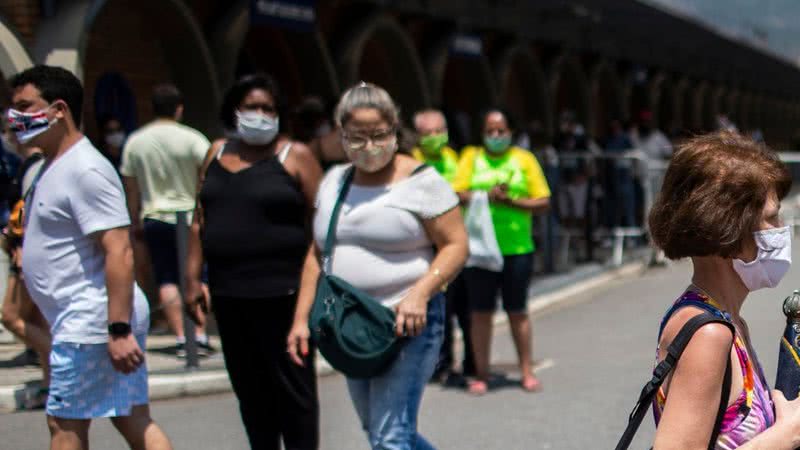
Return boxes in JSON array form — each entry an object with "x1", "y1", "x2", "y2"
[
  {"x1": 467, "y1": 379, "x2": 488, "y2": 396},
  {"x1": 521, "y1": 375, "x2": 542, "y2": 392}
]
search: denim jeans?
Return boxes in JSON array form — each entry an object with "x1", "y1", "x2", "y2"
[{"x1": 346, "y1": 294, "x2": 445, "y2": 450}]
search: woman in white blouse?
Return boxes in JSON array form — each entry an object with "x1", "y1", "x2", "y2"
[{"x1": 287, "y1": 82, "x2": 468, "y2": 450}]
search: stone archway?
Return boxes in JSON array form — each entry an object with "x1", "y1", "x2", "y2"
[
  {"x1": 496, "y1": 44, "x2": 550, "y2": 138},
  {"x1": 549, "y1": 54, "x2": 591, "y2": 135},
  {"x1": 337, "y1": 14, "x2": 430, "y2": 122},
  {"x1": 426, "y1": 33, "x2": 497, "y2": 147},
  {"x1": 33, "y1": 0, "x2": 221, "y2": 137},
  {"x1": 0, "y1": 14, "x2": 33, "y2": 103},
  {"x1": 650, "y1": 73, "x2": 678, "y2": 134},
  {"x1": 208, "y1": 1, "x2": 339, "y2": 106},
  {"x1": 589, "y1": 60, "x2": 624, "y2": 141}
]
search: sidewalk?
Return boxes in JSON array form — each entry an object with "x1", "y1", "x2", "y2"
[{"x1": 0, "y1": 250, "x2": 650, "y2": 413}]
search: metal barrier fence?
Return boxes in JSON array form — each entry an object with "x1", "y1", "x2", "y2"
[{"x1": 534, "y1": 149, "x2": 668, "y2": 272}]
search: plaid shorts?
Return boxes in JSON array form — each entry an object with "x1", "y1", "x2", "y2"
[{"x1": 47, "y1": 335, "x2": 149, "y2": 419}]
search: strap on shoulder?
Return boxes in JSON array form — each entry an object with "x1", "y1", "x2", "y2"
[
  {"x1": 278, "y1": 142, "x2": 293, "y2": 164},
  {"x1": 615, "y1": 313, "x2": 734, "y2": 450},
  {"x1": 321, "y1": 167, "x2": 355, "y2": 273}
]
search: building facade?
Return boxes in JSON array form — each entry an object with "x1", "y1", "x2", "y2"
[{"x1": 0, "y1": 0, "x2": 798, "y2": 147}]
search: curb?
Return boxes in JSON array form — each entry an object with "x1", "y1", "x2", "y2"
[{"x1": 0, "y1": 259, "x2": 646, "y2": 413}]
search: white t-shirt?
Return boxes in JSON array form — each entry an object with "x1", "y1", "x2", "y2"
[
  {"x1": 313, "y1": 164, "x2": 459, "y2": 307},
  {"x1": 22, "y1": 137, "x2": 149, "y2": 344}
]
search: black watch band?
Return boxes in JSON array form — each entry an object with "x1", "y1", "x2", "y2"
[{"x1": 108, "y1": 322, "x2": 132, "y2": 337}]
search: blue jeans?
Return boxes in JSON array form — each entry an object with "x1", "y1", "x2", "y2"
[{"x1": 346, "y1": 294, "x2": 445, "y2": 450}]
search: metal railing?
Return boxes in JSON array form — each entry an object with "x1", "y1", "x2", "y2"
[{"x1": 534, "y1": 149, "x2": 668, "y2": 271}]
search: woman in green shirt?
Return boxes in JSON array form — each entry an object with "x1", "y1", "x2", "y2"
[{"x1": 453, "y1": 109, "x2": 551, "y2": 395}]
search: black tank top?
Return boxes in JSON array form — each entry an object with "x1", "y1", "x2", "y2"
[{"x1": 200, "y1": 145, "x2": 308, "y2": 298}]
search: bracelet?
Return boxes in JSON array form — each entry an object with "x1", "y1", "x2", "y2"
[
  {"x1": 9, "y1": 265, "x2": 21, "y2": 275},
  {"x1": 431, "y1": 268, "x2": 448, "y2": 292}
]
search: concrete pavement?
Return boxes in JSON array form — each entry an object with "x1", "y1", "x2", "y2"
[
  {"x1": 0, "y1": 249, "x2": 649, "y2": 413},
  {"x1": 1, "y1": 245, "x2": 797, "y2": 448}
]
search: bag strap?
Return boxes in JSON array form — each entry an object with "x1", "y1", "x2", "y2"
[
  {"x1": 321, "y1": 167, "x2": 355, "y2": 273},
  {"x1": 615, "y1": 312, "x2": 734, "y2": 450}
]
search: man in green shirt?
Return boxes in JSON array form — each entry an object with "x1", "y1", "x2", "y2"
[{"x1": 412, "y1": 109, "x2": 475, "y2": 381}]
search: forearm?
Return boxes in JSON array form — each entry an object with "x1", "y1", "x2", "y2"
[
  {"x1": 412, "y1": 241, "x2": 468, "y2": 300},
  {"x1": 293, "y1": 244, "x2": 321, "y2": 324},
  {"x1": 504, "y1": 196, "x2": 550, "y2": 214},
  {"x1": 185, "y1": 218, "x2": 204, "y2": 283},
  {"x1": 105, "y1": 242, "x2": 135, "y2": 324}
]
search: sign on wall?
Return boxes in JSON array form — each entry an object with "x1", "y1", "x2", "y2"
[
  {"x1": 450, "y1": 33, "x2": 483, "y2": 59},
  {"x1": 250, "y1": 0, "x2": 316, "y2": 31}
]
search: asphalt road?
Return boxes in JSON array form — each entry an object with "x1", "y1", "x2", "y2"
[{"x1": 1, "y1": 250, "x2": 794, "y2": 449}]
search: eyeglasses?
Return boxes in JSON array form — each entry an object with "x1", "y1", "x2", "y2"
[{"x1": 342, "y1": 128, "x2": 396, "y2": 150}]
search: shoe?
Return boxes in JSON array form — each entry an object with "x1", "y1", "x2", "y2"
[
  {"x1": 175, "y1": 343, "x2": 186, "y2": 358},
  {"x1": 429, "y1": 366, "x2": 449, "y2": 383},
  {"x1": 197, "y1": 340, "x2": 216, "y2": 357}
]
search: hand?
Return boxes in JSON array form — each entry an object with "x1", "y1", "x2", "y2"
[
  {"x1": 395, "y1": 290, "x2": 429, "y2": 337},
  {"x1": 107, "y1": 334, "x2": 144, "y2": 374},
  {"x1": 286, "y1": 320, "x2": 311, "y2": 366},
  {"x1": 184, "y1": 279, "x2": 210, "y2": 325},
  {"x1": 488, "y1": 185, "x2": 510, "y2": 205},
  {"x1": 772, "y1": 390, "x2": 800, "y2": 446}
]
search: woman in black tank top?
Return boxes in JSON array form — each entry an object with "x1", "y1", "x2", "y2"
[{"x1": 185, "y1": 74, "x2": 323, "y2": 450}]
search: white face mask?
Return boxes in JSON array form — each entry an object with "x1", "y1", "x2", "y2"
[
  {"x1": 104, "y1": 131, "x2": 125, "y2": 148},
  {"x1": 733, "y1": 226, "x2": 792, "y2": 291},
  {"x1": 7, "y1": 105, "x2": 58, "y2": 144},
  {"x1": 236, "y1": 110, "x2": 279, "y2": 145},
  {"x1": 343, "y1": 137, "x2": 397, "y2": 173}
]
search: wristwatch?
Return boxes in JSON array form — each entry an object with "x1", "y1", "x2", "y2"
[{"x1": 108, "y1": 322, "x2": 132, "y2": 337}]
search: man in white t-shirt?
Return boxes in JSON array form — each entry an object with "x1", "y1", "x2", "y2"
[
  {"x1": 120, "y1": 84, "x2": 212, "y2": 356},
  {"x1": 8, "y1": 65, "x2": 172, "y2": 450}
]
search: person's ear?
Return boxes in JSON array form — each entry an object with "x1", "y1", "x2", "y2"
[
  {"x1": 51, "y1": 101, "x2": 67, "y2": 121},
  {"x1": 175, "y1": 105, "x2": 184, "y2": 122}
]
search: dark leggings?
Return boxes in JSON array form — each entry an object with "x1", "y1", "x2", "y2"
[{"x1": 213, "y1": 294, "x2": 319, "y2": 450}]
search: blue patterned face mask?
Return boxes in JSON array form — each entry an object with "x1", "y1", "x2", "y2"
[{"x1": 7, "y1": 105, "x2": 58, "y2": 144}]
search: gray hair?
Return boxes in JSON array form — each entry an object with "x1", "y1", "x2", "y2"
[{"x1": 334, "y1": 82, "x2": 399, "y2": 128}]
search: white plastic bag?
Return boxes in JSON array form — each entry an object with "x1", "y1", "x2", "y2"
[{"x1": 464, "y1": 191, "x2": 504, "y2": 272}]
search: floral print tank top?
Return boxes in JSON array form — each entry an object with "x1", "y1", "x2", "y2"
[{"x1": 653, "y1": 291, "x2": 775, "y2": 449}]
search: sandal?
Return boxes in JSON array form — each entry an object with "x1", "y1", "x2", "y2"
[
  {"x1": 467, "y1": 379, "x2": 488, "y2": 396},
  {"x1": 521, "y1": 375, "x2": 542, "y2": 392}
]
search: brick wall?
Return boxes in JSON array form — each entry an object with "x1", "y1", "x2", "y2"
[{"x1": 82, "y1": 1, "x2": 171, "y2": 143}]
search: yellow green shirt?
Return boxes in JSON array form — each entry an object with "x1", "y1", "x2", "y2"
[
  {"x1": 411, "y1": 146, "x2": 459, "y2": 184},
  {"x1": 453, "y1": 146, "x2": 550, "y2": 255}
]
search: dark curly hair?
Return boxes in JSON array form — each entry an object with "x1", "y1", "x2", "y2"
[{"x1": 219, "y1": 73, "x2": 280, "y2": 130}]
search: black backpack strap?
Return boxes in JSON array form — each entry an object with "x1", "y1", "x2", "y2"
[{"x1": 615, "y1": 312, "x2": 735, "y2": 450}]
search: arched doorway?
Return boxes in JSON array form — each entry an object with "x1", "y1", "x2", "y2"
[
  {"x1": 427, "y1": 34, "x2": 497, "y2": 148},
  {"x1": 210, "y1": 1, "x2": 339, "y2": 110},
  {"x1": 338, "y1": 14, "x2": 430, "y2": 123},
  {"x1": 651, "y1": 74, "x2": 677, "y2": 135},
  {"x1": 36, "y1": 0, "x2": 224, "y2": 140},
  {"x1": 497, "y1": 44, "x2": 550, "y2": 141},
  {"x1": 549, "y1": 54, "x2": 591, "y2": 136},
  {"x1": 0, "y1": 15, "x2": 33, "y2": 108},
  {"x1": 589, "y1": 61, "x2": 624, "y2": 142}
]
